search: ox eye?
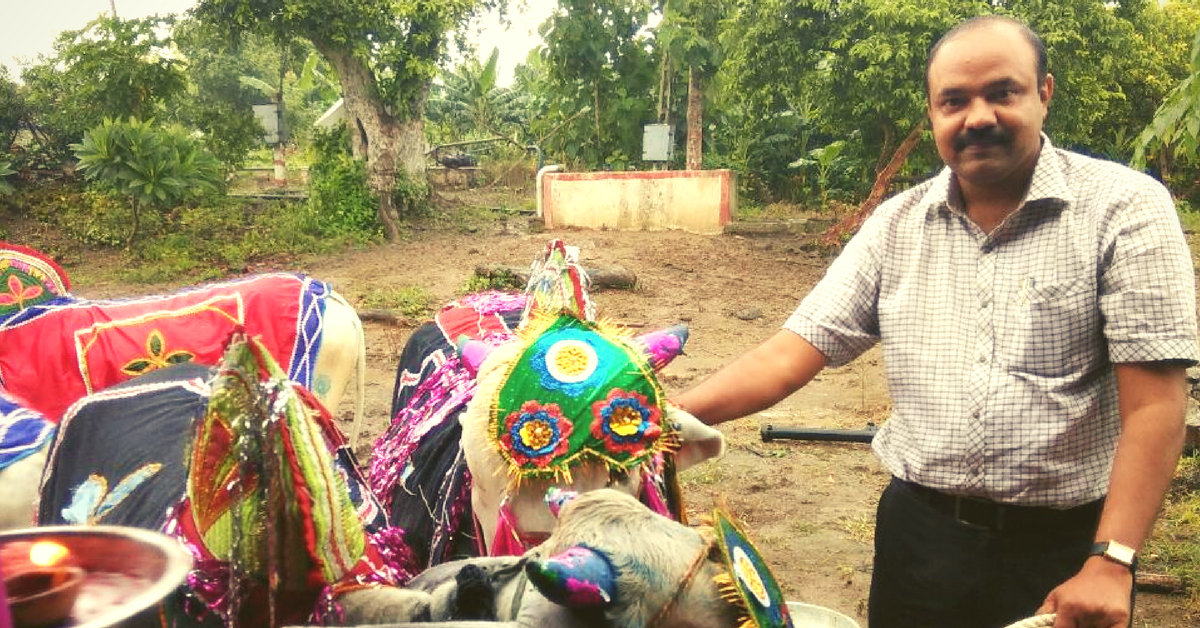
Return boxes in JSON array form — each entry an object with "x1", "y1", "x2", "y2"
[{"x1": 544, "y1": 339, "x2": 599, "y2": 383}]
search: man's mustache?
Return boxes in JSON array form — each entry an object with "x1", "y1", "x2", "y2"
[{"x1": 953, "y1": 127, "x2": 1010, "y2": 152}]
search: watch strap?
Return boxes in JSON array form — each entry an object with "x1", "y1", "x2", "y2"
[{"x1": 1090, "y1": 540, "x2": 1138, "y2": 570}]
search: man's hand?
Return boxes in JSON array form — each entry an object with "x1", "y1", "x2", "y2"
[{"x1": 1038, "y1": 557, "x2": 1133, "y2": 628}]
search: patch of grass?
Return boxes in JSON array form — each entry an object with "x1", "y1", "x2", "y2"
[
  {"x1": 359, "y1": 285, "x2": 434, "y2": 318},
  {"x1": 461, "y1": 268, "x2": 524, "y2": 294},
  {"x1": 680, "y1": 459, "x2": 728, "y2": 487},
  {"x1": 788, "y1": 519, "x2": 820, "y2": 536},
  {"x1": 1144, "y1": 454, "x2": 1200, "y2": 615},
  {"x1": 736, "y1": 201, "x2": 813, "y2": 221},
  {"x1": 837, "y1": 513, "x2": 875, "y2": 544},
  {"x1": 15, "y1": 184, "x2": 380, "y2": 284}
]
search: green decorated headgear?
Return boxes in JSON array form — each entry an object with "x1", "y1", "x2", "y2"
[{"x1": 490, "y1": 312, "x2": 675, "y2": 483}]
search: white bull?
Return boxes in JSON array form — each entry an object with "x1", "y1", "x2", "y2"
[{"x1": 331, "y1": 488, "x2": 779, "y2": 628}]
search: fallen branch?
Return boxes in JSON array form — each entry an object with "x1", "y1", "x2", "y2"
[
  {"x1": 821, "y1": 120, "x2": 928, "y2": 247},
  {"x1": 1137, "y1": 572, "x2": 1186, "y2": 594},
  {"x1": 474, "y1": 264, "x2": 638, "y2": 290},
  {"x1": 357, "y1": 309, "x2": 421, "y2": 327}
]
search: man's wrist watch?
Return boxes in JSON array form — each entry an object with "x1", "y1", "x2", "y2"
[{"x1": 1090, "y1": 540, "x2": 1138, "y2": 570}]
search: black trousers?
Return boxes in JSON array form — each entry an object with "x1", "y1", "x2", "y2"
[{"x1": 868, "y1": 477, "x2": 1111, "y2": 628}]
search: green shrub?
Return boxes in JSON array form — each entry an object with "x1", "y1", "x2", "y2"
[
  {"x1": 0, "y1": 159, "x2": 15, "y2": 196},
  {"x1": 57, "y1": 189, "x2": 135, "y2": 247},
  {"x1": 307, "y1": 125, "x2": 381, "y2": 237},
  {"x1": 72, "y1": 117, "x2": 223, "y2": 247},
  {"x1": 308, "y1": 153, "x2": 380, "y2": 236},
  {"x1": 392, "y1": 169, "x2": 431, "y2": 218},
  {"x1": 461, "y1": 268, "x2": 523, "y2": 294}
]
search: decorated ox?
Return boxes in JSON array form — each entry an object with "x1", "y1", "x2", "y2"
[
  {"x1": 0, "y1": 241, "x2": 365, "y2": 426},
  {"x1": 370, "y1": 240, "x2": 726, "y2": 569},
  {"x1": 333, "y1": 488, "x2": 794, "y2": 628},
  {"x1": 34, "y1": 337, "x2": 399, "y2": 627},
  {"x1": 30, "y1": 335, "x2": 790, "y2": 628},
  {"x1": 0, "y1": 242, "x2": 365, "y2": 529},
  {"x1": 0, "y1": 388, "x2": 55, "y2": 529}
]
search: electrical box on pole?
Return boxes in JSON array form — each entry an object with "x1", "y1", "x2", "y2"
[
  {"x1": 253, "y1": 103, "x2": 284, "y2": 146},
  {"x1": 642, "y1": 123, "x2": 675, "y2": 162}
]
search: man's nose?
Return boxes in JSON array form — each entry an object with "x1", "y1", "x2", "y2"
[{"x1": 964, "y1": 98, "x2": 998, "y2": 129}]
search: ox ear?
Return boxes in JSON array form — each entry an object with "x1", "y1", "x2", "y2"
[
  {"x1": 634, "y1": 323, "x2": 689, "y2": 370},
  {"x1": 525, "y1": 545, "x2": 617, "y2": 609},
  {"x1": 668, "y1": 403, "x2": 726, "y2": 471}
]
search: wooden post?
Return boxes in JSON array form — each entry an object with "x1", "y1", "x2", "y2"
[{"x1": 686, "y1": 67, "x2": 703, "y2": 171}]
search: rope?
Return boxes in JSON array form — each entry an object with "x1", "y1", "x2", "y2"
[
  {"x1": 1002, "y1": 614, "x2": 1056, "y2": 628},
  {"x1": 647, "y1": 541, "x2": 713, "y2": 628}
]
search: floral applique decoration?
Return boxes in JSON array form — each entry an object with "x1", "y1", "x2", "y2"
[
  {"x1": 121, "y1": 329, "x2": 196, "y2": 376},
  {"x1": 591, "y1": 389, "x2": 662, "y2": 455},
  {"x1": 62, "y1": 462, "x2": 163, "y2": 525},
  {"x1": 502, "y1": 400, "x2": 574, "y2": 468},
  {"x1": 491, "y1": 314, "x2": 671, "y2": 482}
]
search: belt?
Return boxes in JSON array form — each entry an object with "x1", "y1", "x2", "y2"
[{"x1": 897, "y1": 478, "x2": 1103, "y2": 534}]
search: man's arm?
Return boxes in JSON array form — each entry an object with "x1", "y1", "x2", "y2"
[
  {"x1": 1039, "y1": 361, "x2": 1188, "y2": 628},
  {"x1": 672, "y1": 329, "x2": 828, "y2": 426}
]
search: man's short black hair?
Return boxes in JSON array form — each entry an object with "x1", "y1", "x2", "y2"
[{"x1": 925, "y1": 15, "x2": 1048, "y2": 97}]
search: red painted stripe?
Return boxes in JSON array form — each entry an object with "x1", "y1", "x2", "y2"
[
  {"x1": 542, "y1": 176, "x2": 555, "y2": 227},
  {"x1": 548, "y1": 169, "x2": 734, "y2": 182},
  {"x1": 719, "y1": 171, "x2": 731, "y2": 225}
]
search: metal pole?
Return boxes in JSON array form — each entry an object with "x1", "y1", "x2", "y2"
[{"x1": 760, "y1": 424, "x2": 878, "y2": 444}]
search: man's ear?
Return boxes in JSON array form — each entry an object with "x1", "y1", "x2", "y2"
[{"x1": 1040, "y1": 73, "x2": 1055, "y2": 107}]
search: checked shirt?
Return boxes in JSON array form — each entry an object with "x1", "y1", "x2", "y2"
[{"x1": 784, "y1": 136, "x2": 1199, "y2": 507}]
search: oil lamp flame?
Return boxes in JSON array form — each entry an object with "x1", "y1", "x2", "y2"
[{"x1": 28, "y1": 541, "x2": 69, "y2": 568}]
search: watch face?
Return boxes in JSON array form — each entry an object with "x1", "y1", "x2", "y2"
[{"x1": 1107, "y1": 542, "x2": 1136, "y2": 566}]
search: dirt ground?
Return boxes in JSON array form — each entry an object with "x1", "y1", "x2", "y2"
[{"x1": 49, "y1": 209, "x2": 1194, "y2": 627}]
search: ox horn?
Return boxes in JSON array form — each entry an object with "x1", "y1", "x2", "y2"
[
  {"x1": 456, "y1": 337, "x2": 496, "y2": 376},
  {"x1": 544, "y1": 487, "x2": 579, "y2": 518},
  {"x1": 525, "y1": 545, "x2": 616, "y2": 609},
  {"x1": 635, "y1": 323, "x2": 689, "y2": 370}
]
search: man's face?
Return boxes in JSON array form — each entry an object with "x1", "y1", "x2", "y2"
[{"x1": 927, "y1": 24, "x2": 1052, "y2": 193}]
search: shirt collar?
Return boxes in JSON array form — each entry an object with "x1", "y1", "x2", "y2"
[{"x1": 925, "y1": 133, "x2": 1075, "y2": 218}]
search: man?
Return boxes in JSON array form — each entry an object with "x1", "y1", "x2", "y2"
[{"x1": 674, "y1": 15, "x2": 1198, "y2": 628}]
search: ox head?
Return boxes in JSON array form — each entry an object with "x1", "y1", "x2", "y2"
[
  {"x1": 336, "y1": 488, "x2": 792, "y2": 628},
  {"x1": 459, "y1": 240, "x2": 725, "y2": 553},
  {"x1": 527, "y1": 488, "x2": 793, "y2": 628}
]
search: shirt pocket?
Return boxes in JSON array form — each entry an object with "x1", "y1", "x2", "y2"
[{"x1": 1001, "y1": 274, "x2": 1099, "y2": 378}]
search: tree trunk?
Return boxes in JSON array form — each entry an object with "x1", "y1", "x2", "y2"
[
  {"x1": 314, "y1": 42, "x2": 429, "y2": 242},
  {"x1": 821, "y1": 120, "x2": 927, "y2": 247},
  {"x1": 874, "y1": 122, "x2": 896, "y2": 175},
  {"x1": 686, "y1": 66, "x2": 703, "y2": 170},
  {"x1": 474, "y1": 264, "x2": 639, "y2": 291},
  {"x1": 593, "y1": 81, "x2": 603, "y2": 151},
  {"x1": 657, "y1": 52, "x2": 671, "y2": 122}
]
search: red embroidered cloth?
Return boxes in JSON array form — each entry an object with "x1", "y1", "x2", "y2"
[{"x1": 0, "y1": 274, "x2": 314, "y2": 422}]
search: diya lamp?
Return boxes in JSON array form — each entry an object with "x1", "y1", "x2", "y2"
[
  {"x1": 2, "y1": 540, "x2": 85, "y2": 628},
  {"x1": 0, "y1": 526, "x2": 192, "y2": 628}
]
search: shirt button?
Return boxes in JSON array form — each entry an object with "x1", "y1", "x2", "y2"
[{"x1": 978, "y1": 354, "x2": 987, "y2": 363}]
